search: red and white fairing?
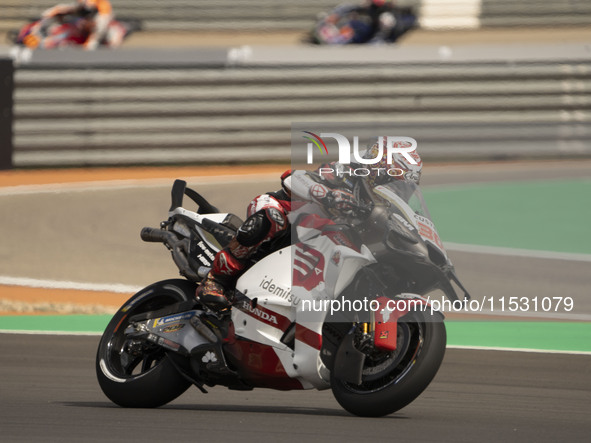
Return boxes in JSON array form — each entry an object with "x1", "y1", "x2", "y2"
[{"x1": 230, "y1": 214, "x2": 376, "y2": 389}]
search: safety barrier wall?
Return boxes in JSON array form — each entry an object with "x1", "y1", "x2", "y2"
[
  {"x1": 419, "y1": 0, "x2": 591, "y2": 29},
  {"x1": 11, "y1": 56, "x2": 591, "y2": 167},
  {"x1": 1, "y1": 0, "x2": 346, "y2": 32},
  {"x1": 479, "y1": 0, "x2": 591, "y2": 27},
  {"x1": 2, "y1": 0, "x2": 590, "y2": 33}
]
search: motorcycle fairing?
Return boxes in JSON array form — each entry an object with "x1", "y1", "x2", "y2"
[
  {"x1": 229, "y1": 229, "x2": 378, "y2": 390},
  {"x1": 222, "y1": 340, "x2": 305, "y2": 390},
  {"x1": 230, "y1": 248, "x2": 313, "y2": 388},
  {"x1": 293, "y1": 230, "x2": 377, "y2": 300},
  {"x1": 290, "y1": 230, "x2": 377, "y2": 389},
  {"x1": 169, "y1": 207, "x2": 233, "y2": 253},
  {"x1": 234, "y1": 247, "x2": 294, "y2": 347},
  {"x1": 373, "y1": 184, "x2": 447, "y2": 259}
]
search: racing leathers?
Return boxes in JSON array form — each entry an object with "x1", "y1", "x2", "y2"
[{"x1": 39, "y1": 0, "x2": 113, "y2": 49}]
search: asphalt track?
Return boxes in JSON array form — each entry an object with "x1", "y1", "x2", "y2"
[
  {"x1": 0, "y1": 335, "x2": 589, "y2": 442},
  {"x1": 0, "y1": 161, "x2": 590, "y2": 441}
]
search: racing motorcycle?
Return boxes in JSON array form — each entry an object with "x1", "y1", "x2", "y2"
[
  {"x1": 96, "y1": 176, "x2": 470, "y2": 417},
  {"x1": 7, "y1": 12, "x2": 141, "y2": 63},
  {"x1": 307, "y1": 3, "x2": 416, "y2": 45}
]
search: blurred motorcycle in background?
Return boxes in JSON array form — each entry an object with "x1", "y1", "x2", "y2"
[
  {"x1": 7, "y1": 5, "x2": 141, "y2": 63},
  {"x1": 308, "y1": 1, "x2": 417, "y2": 45}
]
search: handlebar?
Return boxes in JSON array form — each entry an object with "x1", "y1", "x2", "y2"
[
  {"x1": 140, "y1": 227, "x2": 175, "y2": 243},
  {"x1": 141, "y1": 226, "x2": 210, "y2": 282}
]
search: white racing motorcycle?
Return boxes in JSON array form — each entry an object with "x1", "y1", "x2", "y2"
[{"x1": 96, "y1": 177, "x2": 470, "y2": 417}]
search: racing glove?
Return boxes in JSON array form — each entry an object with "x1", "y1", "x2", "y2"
[
  {"x1": 329, "y1": 189, "x2": 357, "y2": 213},
  {"x1": 309, "y1": 183, "x2": 357, "y2": 215}
]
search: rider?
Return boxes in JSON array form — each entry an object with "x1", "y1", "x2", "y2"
[
  {"x1": 364, "y1": 137, "x2": 423, "y2": 186},
  {"x1": 40, "y1": 0, "x2": 113, "y2": 49},
  {"x1": 359, "y1": 0, "x2": 400, "y2": 42},
  {"x1": 196, "y1": 169, "x2": 358, "y2": 312},
  {"x1": 197, "y1": 144, "x2": 423, "y2": 312}
]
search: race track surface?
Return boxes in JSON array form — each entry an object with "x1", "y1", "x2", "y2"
[{"x1": 0, "y1": 334, "x2": 589, "y2": 442}]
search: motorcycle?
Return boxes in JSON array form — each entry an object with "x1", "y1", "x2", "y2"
[
  {"x1": 7, "y1": 12, "x2": 141, "y2": 63},
  {"x1": 307, "y1": 3, "x2": 417, "y2": 45},
  {"x1": 96, "y1": 175, "x2": 470, "y2": 417}
]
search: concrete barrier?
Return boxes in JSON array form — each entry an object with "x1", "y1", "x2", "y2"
[
  {"x1": 3, "y1": 0, "x2": 590, "y2": 33},
  {"x1": 10, "y1": 44, "x2": 591, "y2": 167}
]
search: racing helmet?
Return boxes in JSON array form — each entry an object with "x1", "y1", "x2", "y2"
[
  {"x1": 360, "y1": 137, "x2": 422, "y2": 186},
  {"x1": 77, "y1": 0, "x2": 112, "y2": 15}
]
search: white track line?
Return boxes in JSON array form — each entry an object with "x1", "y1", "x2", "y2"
[
  {"x1": 0, "y1": 173, "x2": 279, "y2": 196},
  {"x1": 447, "y1": 345, "x2": 591, "y2": 356},
  {"x1": 0, "y1": 330, "x2": 102, "y2": 336},
  {"x1": 0, "y1": 275, "x2": 141, "y2": 293},
  {"x1": 444, "y1": 242, "x2": 591, "y2": 262}
]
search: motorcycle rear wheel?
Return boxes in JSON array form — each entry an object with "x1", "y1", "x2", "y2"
[
  {"x1": 96, "y1": 279, "x2": 195, "y2": 408},
  {"x1": 331, "y1": 312, "x2": 446, "y2": 417}
]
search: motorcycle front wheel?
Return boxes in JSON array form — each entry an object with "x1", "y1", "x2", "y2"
[
  {"x1": 331, "y1": 311, "x2": 446, "y2": 417},
  {"x1": 96, "y1": 279, "x2": 195, "y2": 407}
]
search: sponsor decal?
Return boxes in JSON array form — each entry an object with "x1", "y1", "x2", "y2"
[
  {"x1": 153, "y1": 312, "x2": 194, "y2": 327},
  {"x1": 201, "y1": 351, "x2": 218, "y2": 363},
  {"x1": 195, "y1": 254, "x2": 211, "y2": 266},
  {"x1": 414, "y1": 214, "x2": 444, "y2": 250},
  {"x1": 331, "y1": 250, "x2": 341, "y2": 265},
  {"x1": 239, "y1": 300, "x2": 279, "y2": 325},
  {"x1": 216, "y1": 253, "x2": 236, "y2": 276},
  {"x1": 191, "y1": 239, "x2": 216, "y2": 266},
  {"x1": 259, "y1": 277, "x2": 292, "y2": 301},
  {"x1": 391, "y1": 213, "x2": 415, "y2": 231},
  {"x1": 197, "y1": 240, "x2": 216, "y2": 261},
  {"x1": 311, "y1": 184, "x2": 328, "y2": 199},
  {"x1": 268, "y1": 208, "x2": 285, "y2": 227},
  {"x1": 162, "y1": 323, "x2": 185, "y2": 333}
]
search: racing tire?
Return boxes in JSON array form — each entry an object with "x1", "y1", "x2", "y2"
[
  {"x1": 331, "y1": 311, "x2": 446, "y2": 417},
  {"x1": 96, "y1": 279, "x2": 196, "y2": 408}
]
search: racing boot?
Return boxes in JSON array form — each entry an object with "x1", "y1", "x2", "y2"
[
  {"x1": 196, "y1": 248, "x2": 245, "y2": 313},
  {"x1": 196, "y1": 272, "x2": 233, "y2": 312}
]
